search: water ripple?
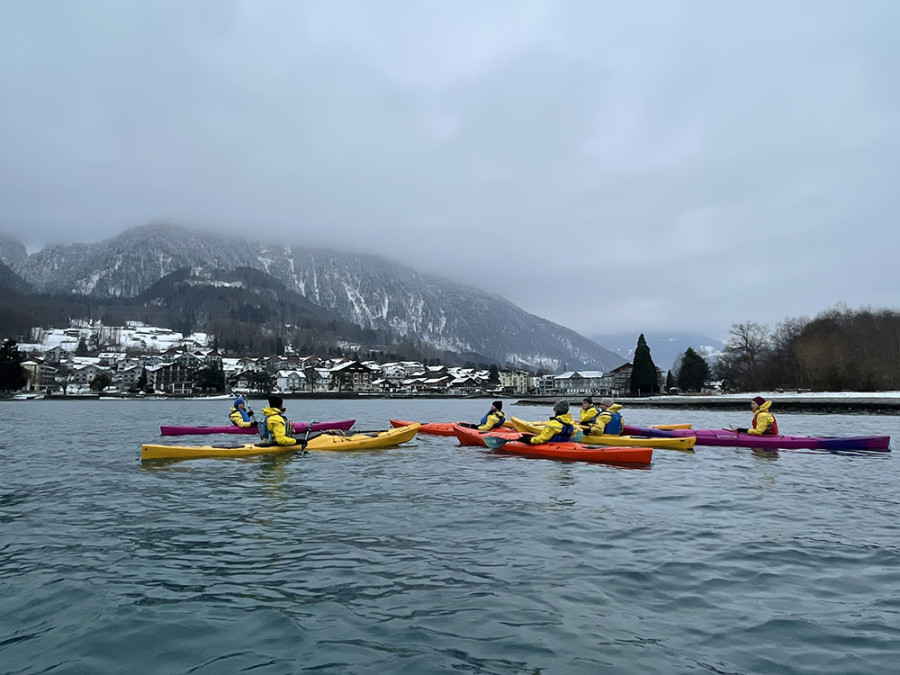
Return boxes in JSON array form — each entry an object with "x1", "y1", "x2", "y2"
[{"x1": 1, "y1": 400, "x2": 899, "y2": 673}]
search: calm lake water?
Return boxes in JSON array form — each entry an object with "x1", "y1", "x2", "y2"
[{"x1": 2, "y1": 398, "x2": 899, "y2": 674}]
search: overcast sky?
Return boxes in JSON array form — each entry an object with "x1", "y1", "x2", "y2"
[{"x1": 1, "y1": 0, "x2": 898, "y2": 341}]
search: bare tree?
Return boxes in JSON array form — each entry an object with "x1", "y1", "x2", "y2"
[{"x1": 715, "y1": 322, "x2": 770, "y2": 391}]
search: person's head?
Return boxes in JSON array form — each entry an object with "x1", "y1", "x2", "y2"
[
  {"x1": 582, "y1": 396, "x2": 593, "y2": 408},
  {"x1": 492, "y1": 400, "x2": 503, "y2": 412},
  {"x1": 751, "y1": 396, "x2": 766, "y2": 411},
  {"x1": 553, "y1": 399, "x2": 569, "y2": 415},
  {"x1": 599, "y1": 397, "x2": 613, "y2": 409},
  {"x1": 268, "y1": 394, "x2": 284, "y2": 410},
  {"x1": 233, "y1": 397, "x2": 245, "y2": 409}
]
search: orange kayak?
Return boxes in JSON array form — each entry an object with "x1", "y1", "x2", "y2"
[{"x1": 452, "y1": 424, "x2": 652, "y2": 465}]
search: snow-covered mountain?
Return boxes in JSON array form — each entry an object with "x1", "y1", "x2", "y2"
[
  {"x1": 5, "y1": 223, "x2": 625, "y2": 371},
  {"x1": 589, "y1": 332, "x2": 725, "y2": 372},
  {"x1": 0, "y1": 234, "x2": 28, "y2": 268}
]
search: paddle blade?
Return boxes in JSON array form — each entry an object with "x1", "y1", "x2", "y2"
[{"x1": 482, "y1": 435, "x2": 510, "y2": 449}]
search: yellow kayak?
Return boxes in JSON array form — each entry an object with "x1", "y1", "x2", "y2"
[
  {"x1": 509, "y1": 418, "x2": 691, "y2": 431},
  {"x1": 141, "y1": 424, "x2": 420, "y2": 460},
  {"x1": 508, "y1": 417, "x2": 695, "y2": 452}
]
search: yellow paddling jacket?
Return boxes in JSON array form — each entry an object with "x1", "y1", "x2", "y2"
[
  {"x1": 579, "y1": 406, "x2": 599, "y2": 425},
  {"x1": 528, "y1": 413, "x2": 577, "y2": 444},
  {"x1": 261, "y1": 406, "x2": 297, "y2": 446},
  {"x1": 586, "y1": 404, "x2": 625, "y2": 435}
]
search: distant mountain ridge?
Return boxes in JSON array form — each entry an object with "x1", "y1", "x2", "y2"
[
  {"x1": 0, "y1": 260, "x2": 30, "y2": 292},
  {"x1": 589, "y1": 332, "x2": 725, "y2": 371},
  {"x1": 3, "y1": 224, "x2": 625, "y2": 371}
]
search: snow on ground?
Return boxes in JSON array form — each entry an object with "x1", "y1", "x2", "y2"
[{"x1": 650, "y1": 391, "x2": 900, "y2": 400}]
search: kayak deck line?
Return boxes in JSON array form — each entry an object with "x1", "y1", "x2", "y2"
[{"x1": 142, "y1": 424, "x2": 420, "y2": 460}]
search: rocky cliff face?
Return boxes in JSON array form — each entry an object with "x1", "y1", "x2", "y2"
[{"x1": 8, "y1": 223, "x2": 625, "y2": 371}]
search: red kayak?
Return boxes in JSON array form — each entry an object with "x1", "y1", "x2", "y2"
[
  {"x1": 452, "y1": 424, "x2": 652, "y2": 465},
  {"x1": 390, "y1": 418, "x2": 462, "y2": 436},
  {"x1": 623, "y1": 425, "x2": 891, "y2": 451},
  {"x1": 160, "y1": 419, "x2": 356, "y2": 436}
]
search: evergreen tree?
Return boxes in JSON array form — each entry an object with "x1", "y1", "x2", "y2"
[
  {"x1": 665, "y1": 369, "x2": 675, "y2": 392},
  {"x1": 676, "y1": 347, "x2": 710, "y2": 392},
  {"x1": 90, "y1": 373, "x2": 112, "y2": 393},
  {"x1": 629, "y1": 333, "x2": 659, "y2": 396},
  {"x1": 136, "y1": 367, "x2": 148, "y2": 392},
  {"x1": 488, "y1": 364, "x2": 500, "y2": 384},
  {"x1": 0, "y1": 338, "x2": 27, "y2": 392},
  {"x1": 196, "y1": 365, "x2": 226, "y2": 393}
]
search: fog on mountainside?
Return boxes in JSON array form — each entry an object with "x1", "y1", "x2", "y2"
[{"x1": 0, "y1": 224, "x2": 624, "y2": 372}]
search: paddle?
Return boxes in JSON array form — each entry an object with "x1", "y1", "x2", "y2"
[
  {"x1": 295, "y1": 420, "x2": 318, "y2": 454},
  {"x1": 483, "y1": 434, "x2": 532, "y2": 449}
]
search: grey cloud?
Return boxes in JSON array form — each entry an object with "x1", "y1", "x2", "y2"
[{"x1": 1, "y1": 0, "x2": 898, "y2": 340}]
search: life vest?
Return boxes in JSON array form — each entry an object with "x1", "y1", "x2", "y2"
[
  {"x1": 480, "y1": 410, "x2": 506, "y2": 430},
  {"x1": 259, "y1": 411, "x2": 292, "y2": 444},
  {"x1": 752, "y1": 412, "x2": 778, "y2": 435},
  {"x1": 549, "y1": 416, "x2": 575, "y2": 442},
  {"x1": 601, "y1": 411, "x2": 623, "y2": 435},
  {"x1": 230, "y1": 407, "x2": 253, "y2": 425}
]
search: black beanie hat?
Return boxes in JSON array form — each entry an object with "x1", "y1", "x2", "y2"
[
  {"x1": 492, "y1": 400, "x2": 503, "y2": 410},
  {"x1": 268, "y1": 394, "x2": 284, "y2": 409}
]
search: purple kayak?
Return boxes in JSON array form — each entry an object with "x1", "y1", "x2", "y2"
[
  {"x1": 623, "y1": 425, "x2": 890, "y2": 451},
  {"x1": 160, "y1": 419, "x2": 356, "y2": 436}
]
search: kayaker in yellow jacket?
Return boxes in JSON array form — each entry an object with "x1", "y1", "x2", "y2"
[
  {"x1": 732, "y1": 396, "x2": 778, "y2": 435},
  {"x1": 477, "y1": 400, "x2": 506, "y2": 431},
  {"x1": 522, "y1": 400, "x2": 577, "y2": 444},
  {"x1": 584, "y1": 397, "x2": 624, "y2": 435},
  {"x1": 229, "y1": 397, "x2": 256, "y2": 428},
  {"x1": 260, "y1": 395, "x2": 300, "y2": 446},
  {"x1": 579, "y1": 397, "x2": 600, "y2": 426}
]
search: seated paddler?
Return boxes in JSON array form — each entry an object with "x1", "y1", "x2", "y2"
[
  {"x1": 584, "y1": 397, "x2": 624, "y2": 436},
  {"x1": 579, "y1": 397, "x2": 599, "y2": 427},
  {"x1": 520, "y1": 399, "x2": 576, "y2": 445},
  {"x1": 476, "y1": 400, "x2": 506, "y2": 431},
  {"x1": 260, "y1": 395, "x2": 303, "y2": 447},
  {"x1": 229, "y1": 397, "x2": 256, "y2": 428},
  {"x1": 732, "y1": 396, "x2": 778, "y2": 435}
]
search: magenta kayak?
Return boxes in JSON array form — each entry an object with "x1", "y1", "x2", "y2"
[
  {"x1": 623, "y1": 425, "x2": 890, "y2": 451},
  {"x1": 160, "y1": 419, "x2": 356, "y2": 436}
]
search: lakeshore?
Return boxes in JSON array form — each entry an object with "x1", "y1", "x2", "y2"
[{"x1": 5, "y1": 390, "x2": 900, "y2": 415}]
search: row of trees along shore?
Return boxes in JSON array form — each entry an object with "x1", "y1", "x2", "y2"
[{"x1": 664, "y1": 306, "x2": 900, "y2": 393}]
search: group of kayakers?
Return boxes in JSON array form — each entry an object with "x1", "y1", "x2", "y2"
[
  {"x1": 229, "y1": 394, "x2": 308, "y2": 447},
  {"x1": 228, "y1": 392, "x2": 778, "y2": 448},
  {"x1": 497, "y1": 394, "x2": 776, "y2": 445}
]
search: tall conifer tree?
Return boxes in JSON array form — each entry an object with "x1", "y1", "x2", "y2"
[
  {"x1": 676, "y1": 347, "x2": 710, "y2": 392},
  {"x1": 0, "y1": 338, "x2": 27, "y2": 391},
  {"x1": 629, "y1": 333, "x2": 659, "y2": 396}
]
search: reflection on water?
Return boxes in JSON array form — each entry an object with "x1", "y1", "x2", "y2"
[{"x1": 751, "y1": 447, "x2": 780, "y2": 460}]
